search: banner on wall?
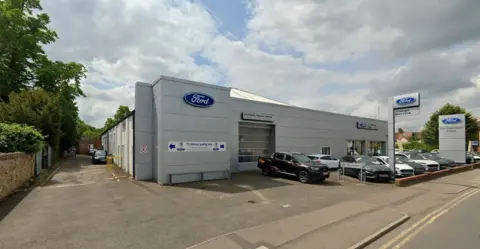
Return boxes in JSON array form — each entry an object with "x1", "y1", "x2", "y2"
[{"x1": 167, "y1": 141, "x2": 227, "y2": 152}]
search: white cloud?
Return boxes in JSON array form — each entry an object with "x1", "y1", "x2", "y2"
[{"x1": 40, "y1": 0, "x2": 480, "y2": 131}]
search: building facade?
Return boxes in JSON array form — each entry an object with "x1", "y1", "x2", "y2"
[{"x1": 102, "y1": 76, "x2": 388, "y2": 184}]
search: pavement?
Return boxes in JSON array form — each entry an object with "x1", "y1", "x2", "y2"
[
  {"x1": 393, "y1": 189, "x2": 480, "y2": 249},
  {"x1": 0, "y1": 156, "x2": 480, "y2": 249}
]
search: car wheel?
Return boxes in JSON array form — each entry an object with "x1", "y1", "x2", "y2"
[
  {"x1": 262, "y1": 167, "x2": 271, "y2": 176},
  {"x1": 298, "y1": 171, "x2": 312, "y2": 184}
]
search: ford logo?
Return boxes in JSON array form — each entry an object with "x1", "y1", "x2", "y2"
[
  {"x1": 442, "y1": 118, "x2": 461, "y2": 124},
  {"x1": 396, "y1": 97, "x2": 416, "y2": 105},
  {"x1": 358, "y1": 122, "x2": 367, "y2": 128},
  {"x1": 184, "y1": 92, "x2": 214, "y2": 108}
]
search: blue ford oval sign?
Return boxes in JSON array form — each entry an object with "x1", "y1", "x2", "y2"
[
  {"x1": 442, "y1": 117, "x2": 461, "y2": 124},
  {"x1": 183, "y1": 92, "x2": 214, "y2": 108},
  {"x1": 396, "y1": 97, "x2": 416, "y2": 105}
]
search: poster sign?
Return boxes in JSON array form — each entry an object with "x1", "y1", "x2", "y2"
[
  {"x1": 439, "y1": 114, "x2": 466, "y2": 163},
  {"x1": 241, "y1": 112, "x2": 273, "y2": 122},
  {"x1": 168, "y1": 141, "x2": 227, "y2": 152},
  {"x1": 473, "y1": 141, "x2": 479, "y2": 146},
  {"x1": 356, "y1": 121, "x2": 378, "y2": 130},
  {"x1": 140, "y1": 144, "x2": 148, "y2": 154},
  {"x1": 395, "y1": 107, "x2": 420, "y2": 117},
  {"x1": 393, "y1": 92, "x2": 420, "y2": 109}
]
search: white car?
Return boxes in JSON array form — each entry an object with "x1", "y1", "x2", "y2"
[
  {"x1": 396, "y1": 153, "x2": 440, "y2": 171},
  {"x1": 308, "y1": 154, "x2": 340, "y2": 170},
  {"x1": 375, "y1": 156, "x2": 414, "y2": 177}
]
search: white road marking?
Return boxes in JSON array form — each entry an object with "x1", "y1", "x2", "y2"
[
  {"x1": 256, "y1": 246, "x2": 269, "y2": 249},
  {"x1": 236, "y1": 184, "x2": 271, "y2": 204}
]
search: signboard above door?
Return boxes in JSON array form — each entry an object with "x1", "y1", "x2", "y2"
[
  {"x1": 356, "y1": 121, "x2": 378, "y2": 130},
  {"x1": 241, "y1": 112, "x2": 273, "y2": 122}
]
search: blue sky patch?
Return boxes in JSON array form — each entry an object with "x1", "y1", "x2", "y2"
[{"x1": 198, "y1": 0, "x2": 249, "y2": 40}]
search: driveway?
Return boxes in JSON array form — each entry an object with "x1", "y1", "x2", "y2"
[{"x1": 0, "y1": 156, "x2": 395, "y2": 249}]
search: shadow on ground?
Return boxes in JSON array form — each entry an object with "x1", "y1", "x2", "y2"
[{"x1": 169, "y1": 171, "x2": 295, "y2": 194}]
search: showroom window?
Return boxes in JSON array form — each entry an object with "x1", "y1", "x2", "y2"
[
  {"x1": 368, "y1": 141, "x2": 386, "y2": 156},
  {"x1": 321, "y1": 147, "x2": 331, "y2": 155},
  {"x1": 238, "y1": 122, "x2": 275, "y2": 163},
  {"x1": 346, "y1": 140, "x2": 365, "y2": 155}
]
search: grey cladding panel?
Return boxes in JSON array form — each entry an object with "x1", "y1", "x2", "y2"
[
  {"x1": 163, "y1": 152, "x2": 229, "y2": 166},
  {"x1": 162, "y1": 95, "x2": 231, "y2": 118},
  {"x1": 162, "y1": 113, "x2": 231, "y2": 133},
  {"x1": 160, "y1": 79, "x2": 230, "y2": 103}
]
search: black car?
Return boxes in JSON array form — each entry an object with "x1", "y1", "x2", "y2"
[
  {"x1": 395, "y1": 156, "x2": 426, "y2": 175},
  {"x1": 257, "y1": 152, "x2": 330, "y2": 183},
  {"x1": 422, "y1": 153, "x2": 456, "y2": 169},
  {"x1": 92, "y1": 150, "x2": 107, "y2": 164},
  {"x1": 340, "y1": 155, "x2": 393, "y2": 181}
]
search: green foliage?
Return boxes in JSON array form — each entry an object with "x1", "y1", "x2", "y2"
[
  {"x1": 103, "y1": 105, "x2": 131, "y2": 132},
  {"x1": 0, "y1": 122, "x2": 44, "y2": 153},
  {"x1": 0, "y1": 90, "x2": 62, "y2": 148},
  {"x1": 0, "y1": 0, "x2": 87, "y2": 154},
  {"x1": 76, "y1": 119, "x2": 101, "y2": 140},
  {"x1": 422, "y1": 104, "x2": 479, "y2": 147},
  {"x1": 396, "y1": 141, "x2": 437, "y2": 151}
]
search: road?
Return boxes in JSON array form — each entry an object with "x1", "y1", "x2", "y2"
[{"x1": 382, "y1": 188, "x2": 480, "y2": 249}]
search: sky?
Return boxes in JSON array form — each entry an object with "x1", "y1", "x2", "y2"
[{"x1": 41, "y1": 0, "x2": 480, "y2": 131}]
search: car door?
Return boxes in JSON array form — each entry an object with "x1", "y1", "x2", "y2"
[
  {"x1": 273, "y1": 153, "x2": 286, "y2": 171},
  {"x1": 329, "y1": 156, "x2": 340, "y2": 168},
  {"x1": 284, "y1": 154, "x2": 297, "y2": 174},
  {"x1": 319, "y1": 156, "x2": 333, "y2": 168},
  {"x1": 340, "y1": 156, "x2": 355, "y2": 175}
]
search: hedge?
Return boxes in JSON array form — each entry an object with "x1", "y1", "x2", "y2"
[{"x1": 0, "y1": 123, "x2": 44, "y2": 153}]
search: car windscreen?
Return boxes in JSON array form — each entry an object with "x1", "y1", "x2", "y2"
[
  {"x1": 292, "y1": 154, "x2": 312, "y2": 163},
  {"x1": 409, "y1": 154, "x2": 427, "y2": 160},
  {"x1": 95, "y1": 150, "x2": 107, "y2": 156},
  {"x1": 357, "y1": 156, "x2": 384, "y2": 165}
]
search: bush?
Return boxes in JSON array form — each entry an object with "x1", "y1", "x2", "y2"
[
  {"x1": 0, "y1": 123, "x2": 44, "y2": 153},
  {"x1": 396, "y1": 141, "x2": 437, "y2": 151}
]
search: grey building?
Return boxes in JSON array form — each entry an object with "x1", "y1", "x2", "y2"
[{"x1": 102, "y1": 75, "x2": 388, "y2": 184}]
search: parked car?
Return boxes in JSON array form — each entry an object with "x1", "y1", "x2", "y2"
[
  {"x1": 396, "y1": 157, "x2": 427, "y2": 175},
  {"x1": 398, "y1": 153, "x2": 440, "y2": 172},
  {"x1": 307, "y1": 154, "x2": 340, "y2": 170},
  {"x1": 375, "y1": 156, "x2": 414, "y2": 178},
  {"x1": 422, "y1": 153, "x2": 456, "y2": 169},
  {"x1": 471, "y1": 152, "x2": 480, "y2": 162},
  {"x1": 92, "y1": 150, "x2": 107, "y2": 164},
  {"x1": 257, "y1": 152, "x2": 330, "y2": 184},
  {"x1": 339, "y1": 155, "x2": 393, "y2": 181}
]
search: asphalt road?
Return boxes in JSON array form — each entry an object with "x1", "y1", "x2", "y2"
[{"x1": 399, "y1": 190, "x2": 480, "y2": 249}]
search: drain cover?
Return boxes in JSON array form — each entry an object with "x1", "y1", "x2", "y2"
[{"x1": 248, "y1": 200, "x2": 257, "y2": 203}]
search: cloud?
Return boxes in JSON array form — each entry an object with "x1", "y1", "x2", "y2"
[{"x1": 40, "y1": 0, "x2": 480, "y2": 131}]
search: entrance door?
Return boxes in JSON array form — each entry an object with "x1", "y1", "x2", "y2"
[{"x1": 238, "y1": 122, "x2": 275, "y2": 171}]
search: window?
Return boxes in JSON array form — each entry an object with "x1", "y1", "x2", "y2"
[
  {"x1": 238, "y1": 122, "x2": 275, "y2": 163},
  {"x1": 275, "y1": 153, "x2": 285, "y2": 160},
  {"x1": 308, "y1": 156, "x2": 319, "y2": 160},
  {"x1": 285, "y1": 154, "x2": 292, "y2": 161},
  {"x1": 321, "y1": 156, "x2": 332, "y2": 160},
  {"x1": 341, "y1": 156, "x2": 354, "y2": 163},
  {"x1": 321, "y1": 147, "x2": 331, "y2": 155}
]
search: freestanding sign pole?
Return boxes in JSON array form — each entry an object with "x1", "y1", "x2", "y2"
[
  {"x1": 388, "y1": 98, "x2": 396, "y2": 173},
  {"x1": 389, "y1": 92, "x2": 421, "y2": 175}
]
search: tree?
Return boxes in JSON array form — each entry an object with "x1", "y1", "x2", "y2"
[
  {"x1": 76, "y1": 119, "x2": 101, "y2": 140},
  {"x1": 0, "y1": 90, "x2": 63, "y2": 149},
  {"x1": 0, "y1": 0, "x2": 86, "y2": 100},
  {"x1": 422, "y1": 103, "x2": 479, "y2": 147},
  {"x1": 103, "y1": 105, "x2": 131, "y2": 131},
  {"x1": 0, "y1": 0, "x2": 87, "y2": 154}
]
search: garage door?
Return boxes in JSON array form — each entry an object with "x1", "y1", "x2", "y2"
[{"x1": 238, "y1": 122, "x2": 275, "y2": 171}]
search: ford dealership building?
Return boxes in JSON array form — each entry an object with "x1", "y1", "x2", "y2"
[{"x1": 101, "y1": 76, "x2": 388, "y2": 184}]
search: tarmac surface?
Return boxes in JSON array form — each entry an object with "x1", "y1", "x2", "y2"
[{"x1": 1, "y1": 156, "x2": 479, "y2": 249}]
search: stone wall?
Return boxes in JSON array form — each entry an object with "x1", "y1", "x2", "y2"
[{"x1": 0, "y1": 152, "x2": 34, "y2": 199}]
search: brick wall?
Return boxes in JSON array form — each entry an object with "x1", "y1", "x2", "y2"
[{"x1": 0, "y1": 152, "x2": 34, "y2": 199}]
